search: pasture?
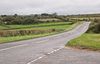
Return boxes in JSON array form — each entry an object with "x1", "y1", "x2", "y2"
[{"x1": 0, "y1": 22, "x2": 76, "y2": 43}]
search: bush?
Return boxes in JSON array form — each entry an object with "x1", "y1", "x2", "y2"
[{"x1": 87, "y1": 19, "x2": 100, "y2": 33}]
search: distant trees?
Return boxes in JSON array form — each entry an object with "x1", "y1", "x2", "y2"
[
  {"x1": 0, "y1": 13, "x2": 72, "y2": 25},
  {"x1": 41, "y1": 13, "x2": 49, "y2": 16},
  {"x1": 0, "y1": 14, "x2": 41, "y2": 25},
  {"x1": 40, "y1": 13, "x2": 57, "y2": 17}
]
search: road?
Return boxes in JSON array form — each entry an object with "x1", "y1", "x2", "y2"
[{"x1": 0, "y1": 22, "x2": 99, "y2": 64}]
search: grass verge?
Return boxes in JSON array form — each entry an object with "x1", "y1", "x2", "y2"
[
  {"x1": 0, "y1": 32, "x2": 56, "y2": 44},
  {"x1": 66, "y1": 33, "x2": 100, "y2": 51}
]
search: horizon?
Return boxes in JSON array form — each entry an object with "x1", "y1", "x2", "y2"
[{"x1": 0, "y1": 13, "x2": 100, "y2": 16}]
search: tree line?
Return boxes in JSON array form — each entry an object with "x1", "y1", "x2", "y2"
[{"x1": 0, "y1": 13, "x2": 60, "y2": 25}]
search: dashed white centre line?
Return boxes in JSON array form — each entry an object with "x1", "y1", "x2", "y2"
[
  {"x1": 27, "y1": 46, "x2": 64, "y2": 64},
  {"x1": 27, "y1": 55, "x2": 46, "y2": 64}
]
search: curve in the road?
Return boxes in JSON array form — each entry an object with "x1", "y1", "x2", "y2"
[{"x1": 0, "y1": 22, "x2": 91, "y2": 64}]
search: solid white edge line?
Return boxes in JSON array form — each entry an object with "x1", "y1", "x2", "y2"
[
  {"x1": 0, "y1": 39, "x2": 48, "y2": 52},
  {"x1": 0, "y1": 44, "x2": 27, "y2": 52}
]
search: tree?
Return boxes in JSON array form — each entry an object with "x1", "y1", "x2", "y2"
[{"x1": 13, "y1": 14, "x2": 18, "y2": 17}]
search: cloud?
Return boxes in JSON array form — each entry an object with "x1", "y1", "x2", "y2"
[{"x1": 0, "y1": 0, "x2": 100, "y2": 15}]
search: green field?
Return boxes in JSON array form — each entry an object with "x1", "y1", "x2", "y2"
[
  {"x1": 0, "y1": 22, "x2": 77, "y2": 44},
  {"x1": 0, "y1": 22, "x2": 72, "y2": 30},
  {"x1": 66, "y1": 33, "x2": 100, "y2": 51}
]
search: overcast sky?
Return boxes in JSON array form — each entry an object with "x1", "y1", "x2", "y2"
[{"x1": 0, "y1": 0, "x2": 100, "y2": 15}]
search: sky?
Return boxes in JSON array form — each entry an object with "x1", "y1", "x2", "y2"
[{"x1": 0, "y1": 0, "x2": 100, "y2": 15}]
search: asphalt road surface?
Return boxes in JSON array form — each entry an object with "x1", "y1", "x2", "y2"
[{"x1": 0, "y1": 22, "x2": 99, "y2": 64}]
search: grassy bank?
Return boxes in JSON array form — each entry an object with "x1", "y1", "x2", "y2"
[
  {"x1": 66, "y1": 33, "x2": 100, "y2": 51},
  {"x1": 0, "y1": 22, "x2": 77, "y2": 44},
  {"x1": 0, "y1": 32, "x2": 56, "y2": 44}
]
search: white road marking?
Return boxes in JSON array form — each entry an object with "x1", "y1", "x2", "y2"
[
  {"x1": 27, "y1": 47, "x2": 64, "y2": 64},
  {"x1": 0, "y1": 44, "x2": 27, "y2": 52},
  {"x1": 0, "y1": 40, "x2": 48, "y2": 52},
  {"x1": 47, "y1": 47, "x2": 64, "y2": 55},
  {"x1": 27, "y1": 55, "x2": 46, "y2": 64}
]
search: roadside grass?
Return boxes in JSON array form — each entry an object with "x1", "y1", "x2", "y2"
[
  {"x1": 0, "y1": 22, "x2": 78, "y2": 44},
  {"x1": 0, "y1": 32, "x2": 56, "y2": 44},
  {"x1": 66, "y1": 33, "x2": 100, "y2": 51}
]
